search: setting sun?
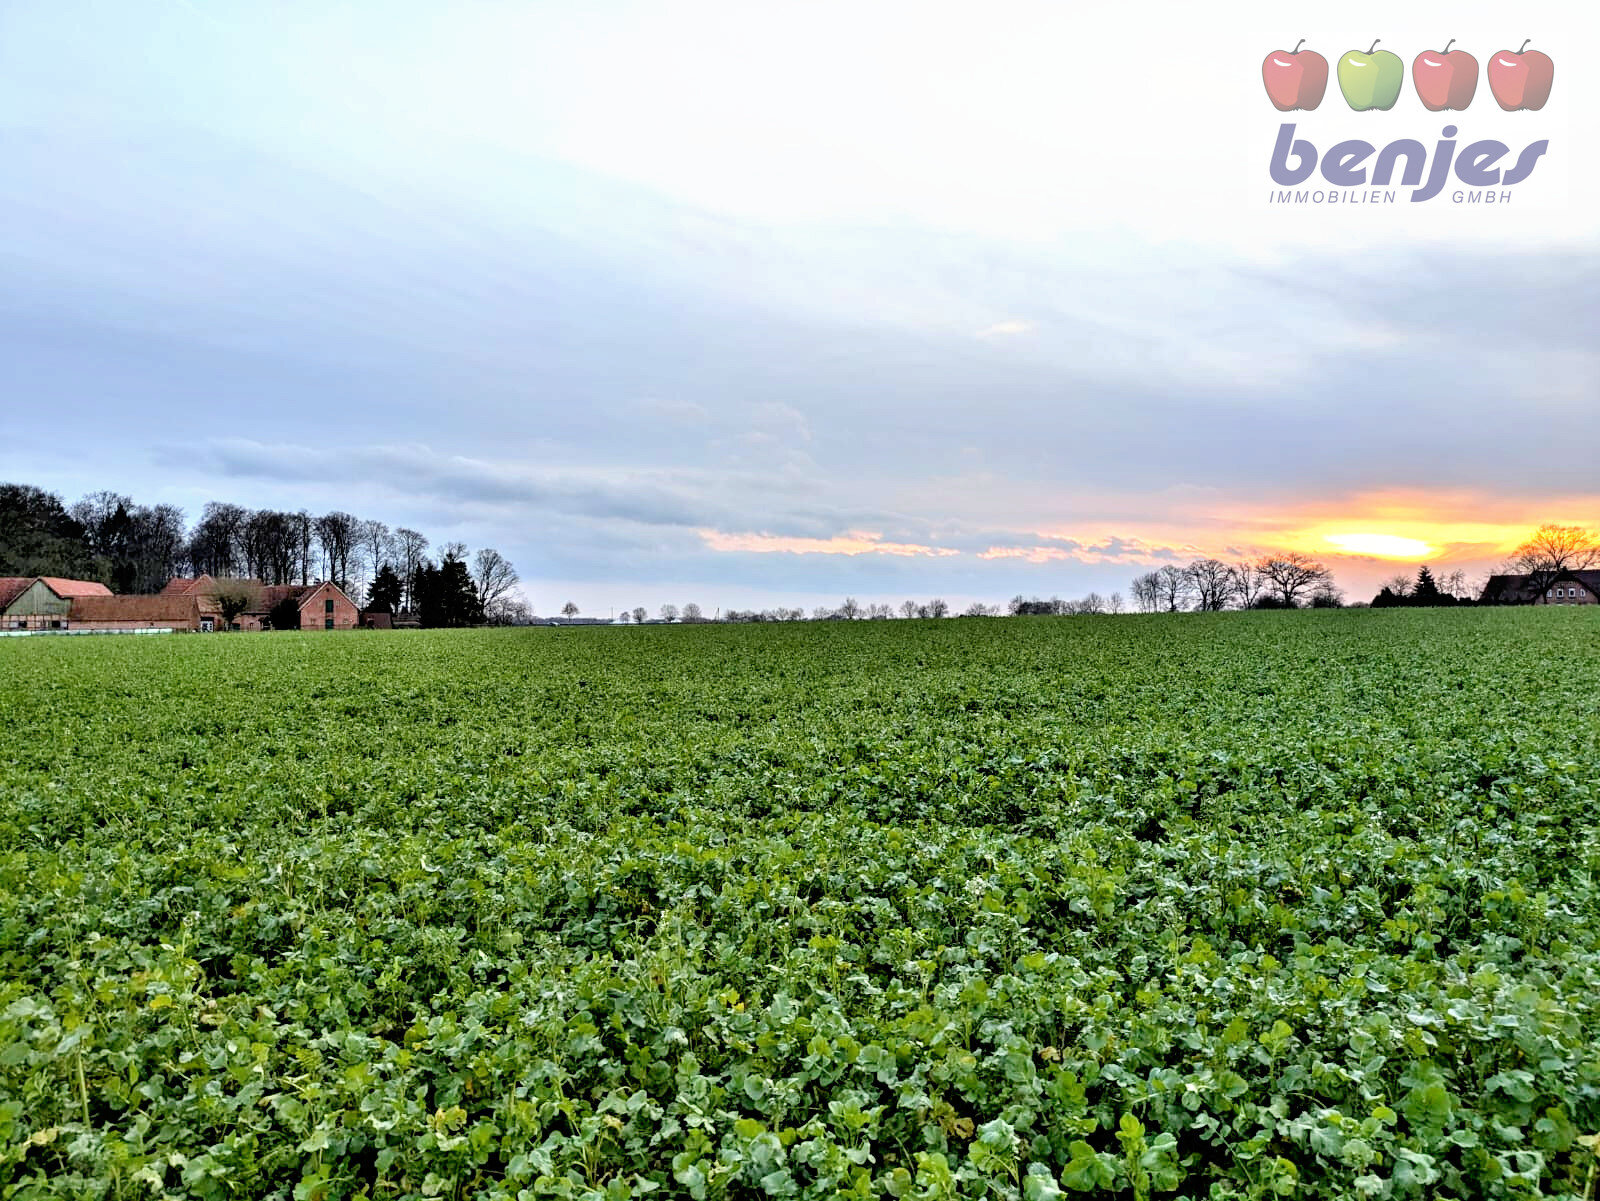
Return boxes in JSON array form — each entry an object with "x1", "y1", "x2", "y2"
[{"x1": 1323, "y1": 533, "x2": 1438, "y2": 559}]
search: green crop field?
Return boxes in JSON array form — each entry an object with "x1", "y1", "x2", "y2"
[{"x1": 2, "y1": 610, "x2": 1599, "y2": 1201}]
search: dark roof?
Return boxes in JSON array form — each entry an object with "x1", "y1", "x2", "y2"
[
  {"x1": 1481, "y1": 569, "x2": 1600, "y2": 600},
  {"x1": 69, "y1": 594, "x2": 200, "y2": 623},
  {"x1": 0, "y1": 578, "x2": 31, "y2": 609}
]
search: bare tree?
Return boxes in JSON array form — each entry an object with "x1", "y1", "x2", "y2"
[
  {"x1": 1185, "y1": 558, "x2": 1235, "y2": 612},
  {"x1": 681, "y1": 602, "x2": 704, "y2": 623},
  {"x1": 1258, "y1": 551, "x2": 1332, "y2": 608},
  {"x1": 561, "y1": 601, "x2": 579, "y2": 618},
  {"x1": 900, "y1": 600, "x2": 918, "y2": 619},
  {"x1": 1155, "y1": 565, "x2": 1193, "y2": 612},
  {"x1": 1511, "y1": 523, "x2": 1600, "y2": 603},
  {"x1": 632, "y1": 606, "x2": 648, "y2": 625},
  {"x1": 658, "y1": 604, "x2": 678, "y2": 623},
  {"x1": 925, "y1": 598, "x2": 949, "y2": 618},
  {"x1": 1381, "y1": 572, "x2": 1413, "y2": 599},
  {"x1": 69, "y1": 490, "x2": 132, "y2": 557},
  {"x1": 189, "y1": 502, "x2": 247, "y2": 577},
  {"x1": 358, "y1": 519, "x2": 389, "y2": 597},
  {"x1": 1441, "y1": 569, "x2": 1468, "y2": 600},
  {"x1": 294, "y1": 511, "x2": 315, "y2": 585},
  {"x1": 1078, "y1": 592, "x2": 1107, "y2": 615},
  {"x1": 1310, "y1": 580, "x2": 1345, "y2": 608},
  {"x1": 1130, "y1": 571, "x2": 1161, "y2": 613},
  {"x1": 472, "y1": 548, "x2": 520, "y2": 619},
  {"x1": 838, "y1": 596, "x2": 861, "y2": 620},
  {"x1": 1229, "y1": 560, "x2": 1268, "y2": 609},
  {"x1": 143, "y1": 504, "x2": 190, "y2": 592},
  {"x1": 489, "y1": 597, "x2": 532, "y2": 626},
  {"x1": 1108, "y1": 591, "x2": 1125, "y2": 615},
  {"x1": 392, "y1": 527, "x2": 428, "y2": 610},
  {"x1": 315, "y1": 512, "x2": 359, "y2": 589}
]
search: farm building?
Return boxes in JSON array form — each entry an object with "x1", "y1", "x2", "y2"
[
  {"x1": 160, "y1": 576, "x2": 361, "y2": 630},
  {"x1": 67, "y1": 594, "x2": 206, "y2": 632},
  {"x1": 1, "y1": 573, "x2": 364, "y2": 633},
  {"x1": 1480, "y1": 570, "x2": 1600, "y2": 605},
  {"x1": 233, "y1": 581, "x2": 361, "y2": 631},
  {"x1": 2, "y1": 576, "x2": 113, "y2": 631}
]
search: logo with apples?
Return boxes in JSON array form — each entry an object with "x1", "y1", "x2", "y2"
[
  {"x1": 1262, "y1": 39, "x2": 1554, "y2": 111},
  {"x1": 1488, "y1": 40, "x2": 1554, "y2": 110},
  {"x1": 1413, "y1": 40, "x2": 1477, "y2": 111}
]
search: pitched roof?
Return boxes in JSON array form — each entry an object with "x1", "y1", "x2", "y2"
[
  {"x1": 161, "y1": 577, "x2": 197, "y2": 595},
  {"x1": 0, "y1": 578, "x2": 32, "y2": 609},
  {"x1": 69, "y1": 594, "x2": 199, "y2": 623},
  {"x1": 1482, "y1": 570, "x2": 1600, "y2": 599},
  {"x1": 248, "y1": 581, "x2": 353, "y2": 613},
  {"x1": 253, "y1": 584, "x2": 308, "y2": 612},
  {"x1": 37, "y1": 577, "x2": 113, "y2": 598}
]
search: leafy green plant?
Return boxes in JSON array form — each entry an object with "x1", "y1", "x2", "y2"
[{"x1": 1, "y1": 609, "x2": 1598, "y2": 1198}]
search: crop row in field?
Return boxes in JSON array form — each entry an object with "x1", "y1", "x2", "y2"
[{"x1": 2, "y1": 609, "x2": 1598, "y2": 1199}]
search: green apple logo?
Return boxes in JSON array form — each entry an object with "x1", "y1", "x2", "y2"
[{"x1": 1338, "y1": 39, "x2": 1405, "y2": 110}]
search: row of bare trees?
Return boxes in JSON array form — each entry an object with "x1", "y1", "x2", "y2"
[
  {"x1": 187, "y1": 504, "x2": 417, "y2": 597},
  {"x1": 179, "y1": 505, "x2": 526, "y2": 619},
  {"x1": 1131, "y1": 553, "x2": 1339, "y2": 613}
]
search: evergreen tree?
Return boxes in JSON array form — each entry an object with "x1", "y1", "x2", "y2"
[
  {"x1": 1412, "y1": 566, "x2": 1444, "y2": 607},
  {"x1": 268, "y1": 596, "x2": 301, "y2": 630},
  {"x1": 412, "y1": 556, "x2": 482, "y2": 627},
  {"x1": 367, "y1": 563, "x2": 403, "y2": 613},
  {"x1": 103, "y1": 502, "x2": 138, "y2": 593},
  {"x1": 438, "y1": 551, "x2": 483, "y2": 625}
]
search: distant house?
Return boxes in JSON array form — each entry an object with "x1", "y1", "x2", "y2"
[
  {"x1": 162, "y1": 576, "x2": 361, "y2": 630},
  {"x1": 239, "y1": 582, "x2": 361, "y2": 631},
  {"x1": 68, "y1": 594, "x2": 205, "y2": 632},
  {"x1": 1480, "y1": 569, "x2": 1600, "y2": 605},
  {"x1": 2, "y1": 576, "x2": 113, "y2": 631}
]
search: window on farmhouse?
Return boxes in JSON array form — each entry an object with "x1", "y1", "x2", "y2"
[{"x1": 325, "y1": 598, "x2": 334, "y2": 613}]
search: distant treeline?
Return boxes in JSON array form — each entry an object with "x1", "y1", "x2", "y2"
[{"x1": 0, "y1": 482, "x2": 524, "y2": 624}]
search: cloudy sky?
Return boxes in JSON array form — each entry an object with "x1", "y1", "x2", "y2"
[{"x1": 2, "y1": 1, "x2": 1595, "y2": 614}]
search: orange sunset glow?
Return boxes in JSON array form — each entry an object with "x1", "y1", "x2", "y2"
[{"x1": 1322, "y1": 533, "x2": 1437, "y2": 559}]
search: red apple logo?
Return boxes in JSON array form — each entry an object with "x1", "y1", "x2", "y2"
[
  {"x1": 1263, "y1": 40, "x2": 1329, "y2": 111},
  {"x1": 1413, "y1": 39, "x2": 1478, "y2": 111},
  {"x1": 1487, "y1": 40, "x2": 1554, "y2": 110}
]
